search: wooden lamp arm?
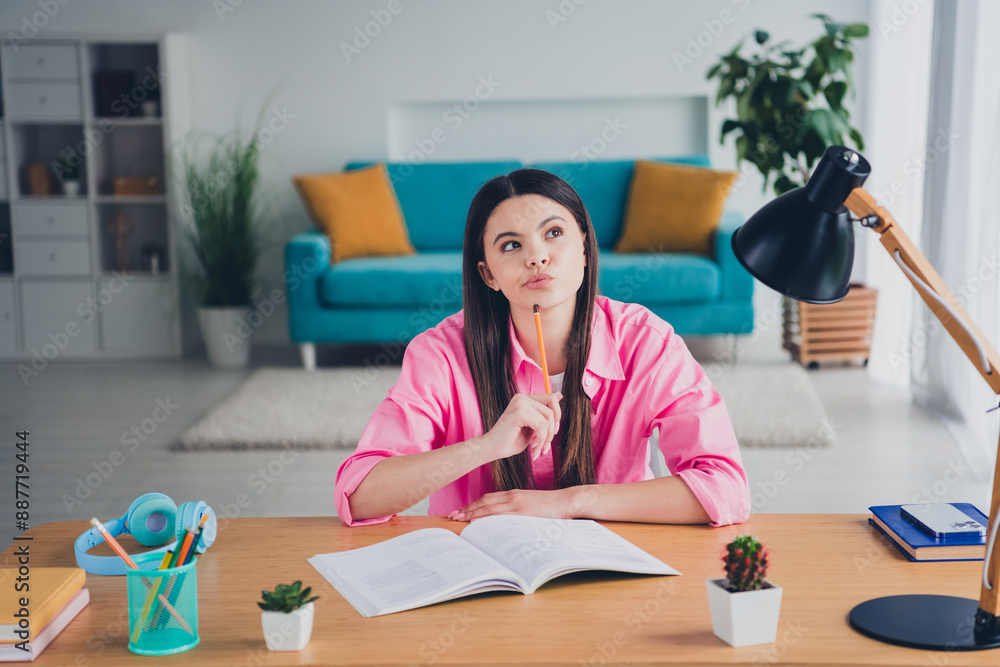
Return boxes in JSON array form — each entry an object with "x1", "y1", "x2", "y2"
[{"x1": 845, "y1": 187, "x2": 1000, "y2": 629}]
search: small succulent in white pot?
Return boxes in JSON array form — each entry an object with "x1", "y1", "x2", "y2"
[{"x1": 258, "y1": 581, "x2": 319, "y2": 652}]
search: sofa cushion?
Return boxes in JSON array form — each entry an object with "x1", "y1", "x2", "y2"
[
  {"x1": 616, "y1": 160, "x2": 737, "y2": 258},
  {"x1": 347, "y1": 161, "x2": 521, "y2": 252},
  {"x1": 530, "y1": 156, "x2": 711, "y2": 250},
  {"x1": 292, "y1": 164, "x2": 416, "y2": 263},
  {"x1": 320, "y1": 251, "x2": 464, "y2": 309},
  {"x1": 598, "y1": 252, "x2": 720, "y2": 305}
]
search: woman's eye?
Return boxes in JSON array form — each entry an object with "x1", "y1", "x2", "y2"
[
  {"x1": 500, "y1": 241, "x2": 520, "y2": 252},
  {"x1": 547, "y1": 227, "x2": 563, "y2": 238}
]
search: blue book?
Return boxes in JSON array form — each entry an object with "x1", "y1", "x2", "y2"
[{"x1": 869, "y1": 503, "x2": 988, "y2": 562}]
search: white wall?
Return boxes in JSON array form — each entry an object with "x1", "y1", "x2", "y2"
[{"x1": 0, "y1": 0, "x2": 872, "y2": 347}]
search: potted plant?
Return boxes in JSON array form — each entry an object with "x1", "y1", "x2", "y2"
[
  {"x1": 175, "y1": 110, "x2": 267, "y2": 368},
  {"x1": 258, "y1": 580, "x2": 318, "y2": 652},
  {"x1": 707, "y1": 15, "x2": 868, "y2": 195},
  {"x1": 705, "y1": 535, "x2": 782, "y2": 647},
  {"x1": 54, "y1": 152, "x2": 82, "y2": 197}
]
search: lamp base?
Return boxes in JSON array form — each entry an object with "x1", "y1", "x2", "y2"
[{"x1": 849, "y1": 595, "x2": 1000, "y2": 651}]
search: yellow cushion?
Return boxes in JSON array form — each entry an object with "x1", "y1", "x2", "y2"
[
  {"x1": 292, "y1": 164, "x2": 416, "y2": 263},
  {"x1": 615, "y1": 160, "x2": 737, "y2": 257}
]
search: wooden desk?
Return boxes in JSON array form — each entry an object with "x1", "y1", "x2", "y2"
[{"x1": 2, "y1": 514, "x2": 997, "y2": 666}]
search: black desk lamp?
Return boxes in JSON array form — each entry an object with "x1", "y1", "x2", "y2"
[{"x1": 731, "y1": 145, "x2": 1000, "y2": 650}]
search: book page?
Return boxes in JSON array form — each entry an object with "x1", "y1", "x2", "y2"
[
  {"x1": 459, "y1": 516, "x2": 680, "y2": 593},
  {"x1": 308, "y1": 528, "x2": 527, "y2": 617}
]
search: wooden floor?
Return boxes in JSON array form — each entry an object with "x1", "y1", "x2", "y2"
[{"x1": 0, "y1": 330, "x2": 992, "y2": 548}]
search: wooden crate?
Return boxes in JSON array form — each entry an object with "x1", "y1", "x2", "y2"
[{"x1": 783, "y1": 284, "x2": 878, "y2": 368}]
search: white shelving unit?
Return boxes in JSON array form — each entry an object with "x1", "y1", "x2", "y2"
[{"x1": 0, "y1": 36, "x2": 184, "y2": 359}]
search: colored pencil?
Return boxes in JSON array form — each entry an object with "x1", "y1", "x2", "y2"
[{"x1": 533, "y1": 304, "x2": 551, "y2": 393}]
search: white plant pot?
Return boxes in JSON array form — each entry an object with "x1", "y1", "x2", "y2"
[
  {"x1": 261, "y1": 603, "x2": 314, "y2": 652},
  {"x1": 197, "y1": 306, "x2": 251, "y2": 368},
  {"x1": 62, "y1": 180, "x2": 80, "y2": 197},
  {"x1": 705, "y1": 578, "x2": 782, "y2": 647}
]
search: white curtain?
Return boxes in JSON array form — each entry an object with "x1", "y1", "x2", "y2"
[
  {"x1": 911, "y1": 0, "x2": 1000, "y2": 479},
  {"x1": 862, "y1": 0, "x2": 934, "y2": 388}
]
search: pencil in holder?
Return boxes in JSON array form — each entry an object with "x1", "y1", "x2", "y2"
[{"x1": 126, "y1": 550, "x2": 199, "y2": 655}]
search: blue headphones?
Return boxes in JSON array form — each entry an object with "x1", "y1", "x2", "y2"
[{"x1": 74, "y1": 493, "x2": 217, "y2": 575}]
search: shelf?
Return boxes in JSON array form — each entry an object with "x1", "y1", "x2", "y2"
[
  {"x1": 7, "y1": 117, "x2": 85, "y2": 125},
  {"x1": 91, "y1": 117, "x2": 162, "y2": 126},
  {"x1": 15, "y1": 196, "x2": 88, "y2": 203},
  {"x1": 94, "y1": 195, "x2": 166, "y2": 204}
]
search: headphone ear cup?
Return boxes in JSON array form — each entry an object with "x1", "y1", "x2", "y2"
[
  {"x1": 127, "y1": 493, "x2": 177, "y2": 547},
  {"x1": 176, "y1": 501, "x2": 217, "y2": 553}
]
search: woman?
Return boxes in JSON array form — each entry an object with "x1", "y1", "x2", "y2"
[{"x1": 335, "y1": 169, "x2": 750, "y2": 526}]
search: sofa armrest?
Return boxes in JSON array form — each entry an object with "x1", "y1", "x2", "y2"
[
  {"x1": 285, "y1": 230, "x2": 330, "y2": 311},
  {"x1": 716, "y1": 211, "x2": 754, "y2": 302}
]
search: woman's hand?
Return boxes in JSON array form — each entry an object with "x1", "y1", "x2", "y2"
[
  {"x1": 480, "y1": 392, "x2": 562, "y2": 462},
  {"x1": 447, "y1": 488, "x2": 576, "y2": 521}
]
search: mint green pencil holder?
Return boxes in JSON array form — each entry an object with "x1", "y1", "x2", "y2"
[{"x1": 126, "y1": 551, "x2": 199, "y2": 655}]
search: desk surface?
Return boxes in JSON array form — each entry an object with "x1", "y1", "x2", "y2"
[{"x1": 2, "y1": 514, "x2": 997, "y2": 666}]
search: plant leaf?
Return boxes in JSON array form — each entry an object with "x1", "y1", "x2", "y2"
[
  {"x1": 755, "y1": 30, "x2": 769, "y2": 45},
  {"x1": 823, "y1": 81, "x2": 847, "y2": 109},
  {"x1": 844, "y1": 23, "x2": 869, "y2": 38}
]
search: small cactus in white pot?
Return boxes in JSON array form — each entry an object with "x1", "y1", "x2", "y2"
[
  {"x1": 705, "y1": 535, "x2": 782, "y2": 647},
  {"x1": 259, "y1": 581, "x2": 318, "y2": 651}
]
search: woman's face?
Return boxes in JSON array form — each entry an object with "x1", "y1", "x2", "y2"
[{"x1": 477, "y1": 194, "x2": 587, "y2": 312}]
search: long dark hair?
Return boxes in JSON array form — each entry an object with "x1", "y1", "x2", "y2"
[{"x1": 462, "y1": 169, "x2": 600, "y2": 492}]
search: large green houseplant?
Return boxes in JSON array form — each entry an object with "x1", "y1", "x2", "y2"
[
  {"x1": 176, "y1": 113, "x2": 266, "y2": 368},
  {"x1": 707, "y1": 15, "x2": 869, "y2": 195}
]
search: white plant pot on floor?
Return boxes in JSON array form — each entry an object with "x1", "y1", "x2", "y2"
[
  {"x1": 261, "y1": 603, "x2": 314, "y2": 651},
  {"x1": 198, "y1": 306, "x2": 251, "y2": 368},
  {"x1": 705, "y1": 578, "x2": 782, "y2": 647}
]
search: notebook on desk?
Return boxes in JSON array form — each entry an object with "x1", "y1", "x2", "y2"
[{"x1": 868, "y1": 503, "x2": 988, "y2": 562}]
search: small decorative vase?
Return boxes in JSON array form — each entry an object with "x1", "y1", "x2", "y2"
[
  {"x1": 261, "y1": 603, "x2": 314, "y2": 652},
  {"x1": 705, "y1": 578, "x2": 783, "y2": 647},
  {"x1": 197, "y1": 306, "x2": 251, "y2": 369},
  {"x1": 62, "y1": 180, "x2": 80, "y2": 197}
]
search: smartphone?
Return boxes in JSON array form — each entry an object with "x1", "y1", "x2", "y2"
[{"x1": 900, "y1": 503, "x2": 986, "y2": 538}]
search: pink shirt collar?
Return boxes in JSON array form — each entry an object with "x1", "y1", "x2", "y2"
[{"x1": 506, "y1": 303, "x2": 626, "y2": 399}]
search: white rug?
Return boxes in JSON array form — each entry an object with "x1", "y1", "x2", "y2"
[{"x1": 176, "y1": 363, "x2": 836, "y2": 451}]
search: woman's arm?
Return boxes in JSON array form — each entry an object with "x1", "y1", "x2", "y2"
[
  {"x1": 450, "y1": 477, "x2": 710, "y2": 524},
  {"x1": 348, "y1": 435, "x2": 493, "y2": 521}
]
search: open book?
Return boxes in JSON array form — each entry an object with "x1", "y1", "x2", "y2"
[{"x1": 308, "y1": 515, "x2": 680, "y2": 617}]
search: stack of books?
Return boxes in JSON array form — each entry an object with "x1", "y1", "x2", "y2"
[
  {"x1": 1, "y1": 568, "x2": 89, "y2": 662},
  {"x1": 869, "y1": 503, "x2": 988, "y2": 562}
]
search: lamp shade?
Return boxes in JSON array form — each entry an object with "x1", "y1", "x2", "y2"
[{"x1": 731, "y1": 146, "x2": 872, "y2": 303}]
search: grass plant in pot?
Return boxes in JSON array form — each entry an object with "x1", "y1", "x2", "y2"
[
  {"x1": 176, "y1": 118, "x2": 265, "y2": 369},
  {"x1": 258, "y1": 581, "x2": 318, "y2": 652},
  {"x1": 705, "y1": 535, "x2": 782, "y2": 647}
]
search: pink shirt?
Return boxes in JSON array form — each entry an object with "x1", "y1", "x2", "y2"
[{"x1": 335, "y1": 295, "x2": 751, "y2": 527}]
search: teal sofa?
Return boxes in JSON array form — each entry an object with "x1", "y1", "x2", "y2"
[{"x1": 285, "y1": 157, "x2": 753, "y2": 369}]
